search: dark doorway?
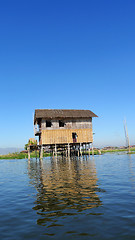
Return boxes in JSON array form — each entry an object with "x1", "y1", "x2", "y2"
[{"x1": 72, "y1": 132, "x2": 77, "y2": 143}]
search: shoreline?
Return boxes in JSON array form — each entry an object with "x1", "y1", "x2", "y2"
[{"x1": 0, "y1": 148, "x2": 135, "y2": 159}]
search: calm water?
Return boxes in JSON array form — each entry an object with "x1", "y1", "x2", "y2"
[{"x1": 1, "y1": 154, "x2": 135, "y2": 239}]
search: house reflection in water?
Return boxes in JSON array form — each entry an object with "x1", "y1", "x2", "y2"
[{"x1": 28, "y1": 156, "x2": 102, "y2": 227}]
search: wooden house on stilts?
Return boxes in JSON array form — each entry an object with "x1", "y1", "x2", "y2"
[{"x1": 34, "y1": 109, "x2": 98, "y2": 158}]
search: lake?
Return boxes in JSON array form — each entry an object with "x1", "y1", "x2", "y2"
[{"x1": 1, "y1": 153, "x2": 135, "y2": 239}]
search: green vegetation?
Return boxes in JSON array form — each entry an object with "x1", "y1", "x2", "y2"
[
  {"x1": 82, "y1": 148, "x2": 135, "y2": 155},
  {"x1": 0, "y1": 150, "x2": 99, "y2": 159},
  {"x1": 101, "y1": 148, "x2": 135, "y2": 154},
  {"x1": 0, "y1": 151, "x2": 51, "y2": 159},
  {"x1": 82, "y1": 150, "x2": 99, "y2": 155},
  {"x1": 24, "y1": 144, "x2": 28, "y2": 150},
  {"x1": 0, "y1": 148, "x2": 135, "y2": 159},
  {"x1": 127, "y1": 151, "x2": 135, "y2": 154}
]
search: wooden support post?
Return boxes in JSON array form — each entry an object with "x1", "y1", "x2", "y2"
[
  {"x1": 85, "y1": 143, "x2": 87, "y2": 155},
  {"x1": 68, "y1": 143, "x2": 70, "y2": 157},
  {"x1": 44, "y1": 146, "x2": 45, "y2": 158},
  {"x1": 52, "y1": 145, "x2": 54, "y2": 157},
  {"x1": 74, "y1": 145, "x2": 76, "y2": 156},
  {"x1": 88, "y1": 143, "x2": 90, "y2": 156},
  {"x1": 80, "y1": 143, "x2": 82, "y2": 157},
  {"x1": 98, "y1": 149, "x2": 101, "y2": 155},
  {"x1": 83, "y1": 144, "x2": 84, "y2": 158},
  {"x1": 39, "y1": 148, "x2": 40, "y2": 159},
  {"x1": 28, "y1": 146, "x2": 30, "y2": 160},
  {"x1": 92, "y1": 143, "x2": 94, "y2": 155},
  {"x1": 55, "y1": 144, "x2": 57, "y2": 156},
  {"x1": 35, "y1": 150, "x2": 37, "y2": 160},
  {"x1": 40, "y1": 145, "x2": 43, "y2": 160},
  {"x1": 78, "y1": 145, "x2": 79, "y2": 157},
  {"x1": 124, "y1": 119, "x2": 130, "y2": 153}
]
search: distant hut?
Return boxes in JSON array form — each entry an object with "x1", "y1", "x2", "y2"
[
  {"x1": 28, "y1": 138, "x2": 37, "y2": 146},
  {"x1": 34, "y1": 109, "x2": 98, "y2": 158}
]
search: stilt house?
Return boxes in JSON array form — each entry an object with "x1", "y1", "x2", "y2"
[{"x1": 34, "y1": 109, "x2": 97, "y2": 155}]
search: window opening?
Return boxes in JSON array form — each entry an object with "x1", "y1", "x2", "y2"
[
  {"x1": 46, "y1": 120, "x2": 51, "y2": 128},
  {"x1": 59, "y1": 120, "x2": 64, "y2": 127}
]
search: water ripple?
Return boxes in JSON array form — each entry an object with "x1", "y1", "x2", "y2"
[{"x1": 1, "y1": 155, "x2": 135, "y2": 239}]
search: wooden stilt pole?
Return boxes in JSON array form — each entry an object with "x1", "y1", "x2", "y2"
[
  {"x1": 39, "y1": 148, "x2": 40, "y2": 159},
  {"x1": 80, "y1": 143, "x2": 82, "y2": 157},
  {"x1": 85, "y1": 143, "x2": 87, "y2": 155},
  {"x1": 89, "y1": 143, "x2": 90, "y2": 156},
  {"x1": 35, "y1": 149, "x2": 37, "y2": 160},
  {"x1": 55, "y1": 144, "x2": 57, "y2": 156},
  {"x1": 78, "y1": 145, "x2": 79, "y2": 157},
  {"x1": 40, "y1": 145, "x2": 43, "y2": 160},
  {"x1": 98, "y1": 148, "x2": 101, "y2": 155},
  {"x1": 28, "y1": 146, "x2": 30, "y2": 160},
  {"x1": 53, "y1": 149, "x2": 54, "y2": 157},
  {"x1": 44, "y1": 146, "x2": 45, "y2": 158},
  {"x1": 124, "y1": 119, "x2": 130, "y2": 153},
  {"x1": 83, "y1": 144, "x2": 84, "y2": 158},
  {"x1": 66, "y1": 147, "x2": 67, "y2": 157},
  {"x1": 68, "y1": 143, "x2": 70, "y2": 157},
  {"x1": 92, "y1": 143, "x2": 94, "y2": 155}
]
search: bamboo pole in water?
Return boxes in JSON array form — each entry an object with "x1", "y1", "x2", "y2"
[{"x1": 124, "y1": 119, "x2": 130, "y2": 153}]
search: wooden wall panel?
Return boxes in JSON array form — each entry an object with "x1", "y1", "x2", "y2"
[
  {"x1": 41, "y1": 128, "x2": 93, "y2": 145},
  {"x1": 41, "y1": 118, "x2": 92, "y2": 130}
]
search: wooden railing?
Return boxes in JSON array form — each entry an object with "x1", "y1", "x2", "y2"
[{"x1": 34, "y1": 127, "x2": 41, "y2": 135}]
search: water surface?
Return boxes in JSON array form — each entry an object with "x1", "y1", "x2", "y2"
[{"x1": 1, "y1": 154, "x2": 135, "y2": 239}]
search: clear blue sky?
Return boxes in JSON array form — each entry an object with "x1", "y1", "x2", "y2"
[{"x1": 0, "y1": 0, "x2": 135, "y2": 148}]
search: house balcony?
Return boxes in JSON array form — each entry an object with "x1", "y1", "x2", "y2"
[{"x1": 34, "y1": 127, "x2": 41, "y2": 136}]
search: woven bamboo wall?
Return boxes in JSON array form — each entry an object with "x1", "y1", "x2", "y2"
[{"x1": 41, "y1": 128, "x2": 93, "y2": 145}]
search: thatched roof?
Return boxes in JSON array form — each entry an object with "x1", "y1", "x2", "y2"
[{"x1": 34, "y1": 109, "x2": 98, "y2": 123}]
